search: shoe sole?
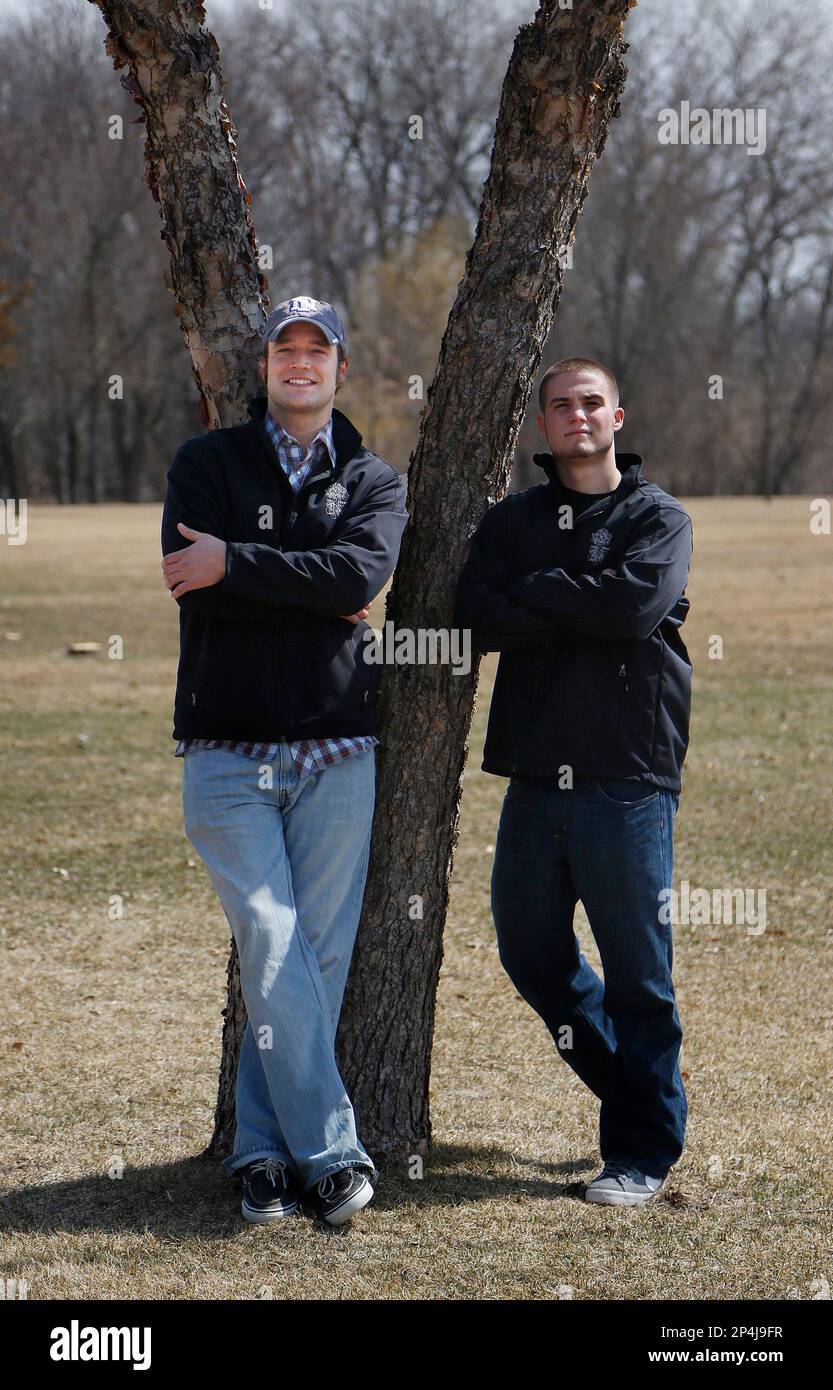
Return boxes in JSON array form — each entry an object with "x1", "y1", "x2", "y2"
[
  {"x1": 320, "y1": 1178, "x2": 374, "y2": 1226},
  {"x1": 585, "y1": 1177, "x2": 666, "y2": 1207},
  {"x1": 241, "y1": 1197, "x2": 299, "y2": 1224}
]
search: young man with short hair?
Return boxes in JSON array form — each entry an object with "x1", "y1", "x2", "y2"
[
  {"x1": 161, "y1": 296, "x2": 407, "y2": 1225},
  {"x1": 454, "y1": 358, "x2": 693, "y2": 1205}
]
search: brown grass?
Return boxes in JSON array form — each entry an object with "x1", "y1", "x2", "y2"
[{"x1": 0, "y1": 497, "x2": 831, "y2": 1299}]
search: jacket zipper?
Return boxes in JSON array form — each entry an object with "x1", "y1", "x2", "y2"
[{"x1": 612, "y1": 645, "x2": 628, "y2": 758}]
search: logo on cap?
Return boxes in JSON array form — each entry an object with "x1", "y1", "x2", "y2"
[
  {"x1": 262, "y1": 295, "x2": 348, "y2": 352},
  {"x1": 285, "y1": 296, "x2": 324, "y2": 317}
]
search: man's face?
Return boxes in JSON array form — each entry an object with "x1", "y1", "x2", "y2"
[
  {"x1": 536, "y1": 369, "x2": 624, "y2": 460},
  {"x1": 262, "y1": 321, "x2": 347, "y2": 414}
]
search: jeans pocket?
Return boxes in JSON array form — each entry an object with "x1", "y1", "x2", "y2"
[
  {"x1": 504, "y1": 774, "x2": 537, "y2": 803},
  {"x1": 594, "y1": 778, "x2": 659, "y2": 806}
]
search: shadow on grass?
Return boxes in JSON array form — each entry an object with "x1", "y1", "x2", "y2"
[
  {"x1": 0, "y1": 1143, "x2": 597, "y2": 1237},
  {"x1": 373, "y1": 1141, "x2": 597, "y2": 1210}
]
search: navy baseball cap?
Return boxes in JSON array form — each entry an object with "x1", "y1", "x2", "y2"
[{"x1": 262, "y1": 296, "x2": 348, "y2": 353}]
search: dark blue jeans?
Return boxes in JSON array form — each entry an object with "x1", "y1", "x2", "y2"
[{"x1": 491, "y1": 776, "x2": 687, "y2": 1179}]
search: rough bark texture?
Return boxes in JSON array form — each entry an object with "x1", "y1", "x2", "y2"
[
  {"x1": 89, "y1": 0, "x2": 265, "y2": 1157},
  {"x1": 91, "y1": 0, "x2": 633, "y2": 1163},
  {"x1": 335, "y1": 0, "x2": 634, "y2": 1159},
  {"x1": 88, "y1": 0, "x2": 267, "y2": 428}
]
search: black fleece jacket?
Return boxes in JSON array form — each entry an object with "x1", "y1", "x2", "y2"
[
  {"x1": 453, "y1": 453, "x2": 693, "y2": 791},
  {"x1": 161, "y1": 399, "x2": 408, "y2": 742}
]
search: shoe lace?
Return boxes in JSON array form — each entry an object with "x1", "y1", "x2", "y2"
[
  {"x1": 316, "y1": 1173, "x2": 336, "y2": 1199},
  {"x1": 599, "y1": 1162, "x2": 639, "y2": 1187},
  {"x1": 249, "y1": 1157, "x2": 289, "y2": 1190}
]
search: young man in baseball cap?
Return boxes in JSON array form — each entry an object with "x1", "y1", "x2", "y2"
[{"x1": 161, "y1": 296, "x2": 407, "y2": 1226}]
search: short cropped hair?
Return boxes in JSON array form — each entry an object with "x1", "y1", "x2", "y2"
[{"x1": 538, "y1": 357, "x2": 620, "y2": 412}]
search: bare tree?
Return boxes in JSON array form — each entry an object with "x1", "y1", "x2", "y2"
[
  {"x1": 540, "y1": 0, "x2": 833, "y2": 496},
  {"x1": 335, "y1": 0, "x2": 635, "y2": 1156},
  {"x1": 5, "y1": 0, "x2": 830, "y2": 501},
  {"x1": 0, "y1": 0, "x2": 193, "y2": 500},
  {"x1": 88, "y1": 0, "x2": 633, "y2": 1161}
]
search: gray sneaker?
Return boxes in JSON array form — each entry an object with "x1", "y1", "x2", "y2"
[{"x1": 585, "y1": 1162, "x2": 666, "y2": 1206}]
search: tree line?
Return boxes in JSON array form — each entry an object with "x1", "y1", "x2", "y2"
[{"x1": 0, "y1": 0, "x2": 830, "y2": 502}]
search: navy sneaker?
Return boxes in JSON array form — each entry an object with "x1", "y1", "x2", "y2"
[
  {"x1": 241, "y1": 1158, "x2": 300, "y2": 1223},
  {"x1": 313, "y1": 1167, "x2": 374, "y2": 1225}
]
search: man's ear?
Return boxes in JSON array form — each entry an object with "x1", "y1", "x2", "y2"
[
  {"x1": 535, "y1": 412, "x2": 547, "y2": 440},
  {"x1": 613, "y1": 406, "x2": 625, "y2": 431}
]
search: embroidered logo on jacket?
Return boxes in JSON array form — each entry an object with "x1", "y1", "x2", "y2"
[
  {"x1": 324, "y1": 480, "x2": 349, "y2": 517},
  {"x1": 587, "y1": 527, "x2": 613, "y2": 565}
]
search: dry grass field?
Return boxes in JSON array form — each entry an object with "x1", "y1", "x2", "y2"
[{"x1": 0, "y1": 497, "x2": 831, "y2": 1300}]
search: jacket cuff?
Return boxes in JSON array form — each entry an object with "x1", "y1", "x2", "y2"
[{"x1": 224, "y1": 542, "x2": 242, "y2": 592}]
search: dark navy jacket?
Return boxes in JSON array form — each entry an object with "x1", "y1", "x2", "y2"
[
  {"x1": 161, "y1": 399, "x2": 408, "y2": 743},
  {"x1": 453, "y1": 452, "x2": 693, "y2": 791}
]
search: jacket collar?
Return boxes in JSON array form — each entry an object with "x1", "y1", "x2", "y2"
[
  {"x1": 246, "y1": 397, "x2": 364, "y2": 474},
  {"x1": 532, "y1": 451, "x2": 644, "y2": 528},
  {"x1": 533, "y1": 450, "x2": 644, "y2": 494}
]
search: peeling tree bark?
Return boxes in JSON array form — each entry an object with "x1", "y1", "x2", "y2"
[
  {"x1": 88, "y1": 0, "x2": 266, "y2": 1156},
  {"x1": 89, "y1": 0, "x2": 267, "y2": 428},
  {"x1": 90, "y1": 0, "x2": 633, "y2": 1164}
]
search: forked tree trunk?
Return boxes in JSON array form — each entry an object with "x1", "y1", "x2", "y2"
[
  {"x1": 336, "y1": 0, "x2": 633, "y2": 1157},
  {"x1": 90, "y1": 0, "x2": 633, "y2": 1162}
]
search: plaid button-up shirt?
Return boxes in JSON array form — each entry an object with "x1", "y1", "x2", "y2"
[{"x1": 174, "y1": 410, "x2": 378, "y2": 777}]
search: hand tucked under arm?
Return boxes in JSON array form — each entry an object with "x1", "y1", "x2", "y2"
[
  {"x1": 453, "y1": 500, "x2": 572, "y2": 653},
  {"x1": 507, "y1": 506, "x2": 693, "y2": 642},
  {"x1": 162, "y1": 525, "x2": 373, "y2": 622},
  {"x1": 221, "y1": 470, "x2": 408, "y2": 616},
  {"x1": 161, "y1": 445, "x2": 405, "y2": 622}
]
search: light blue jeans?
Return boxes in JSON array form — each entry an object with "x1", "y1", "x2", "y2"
[{"x1": 182, "y1": 743, "x2": 377, "y2": 1190}]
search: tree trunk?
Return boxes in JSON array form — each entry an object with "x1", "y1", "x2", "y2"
[
  {"x1": 0, "y1": 414, "x2": 22, "y2": 500},
  {"x1": 336, "y1": 0, "x2": 633, "y2": 1158},
  {"x1": 65, "y1": 416, "x2": 80, "y2": 506},
  {"x1": 90, "y1": 0, "x2": 633, "y2": 1163},
  {"x1": 89, "y1": 0, "x2": 268, "y2": 429}
]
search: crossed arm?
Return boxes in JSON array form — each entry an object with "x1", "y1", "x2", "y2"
[
  {"x1": 453, "y1": 499, "x2": 692, "y2": 652},
  {"x1": 160, "y1": 444, "x2": 408, "y2": 623}
]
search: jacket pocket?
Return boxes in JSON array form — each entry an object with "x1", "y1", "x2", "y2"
[
  {"x1": 190, "y1": 618, "x2": 276, "y2": 731},
  {"x1": 277, "y1": 617, "x2": 374, "y2": 732},
  {"x1": 539, "y1": 638, "x2": 627, "y2": 770}
]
